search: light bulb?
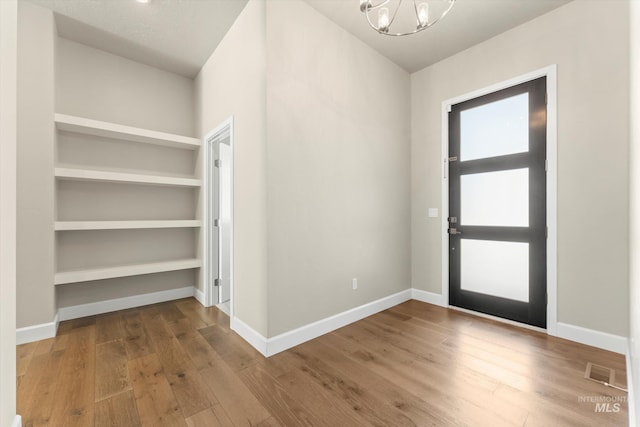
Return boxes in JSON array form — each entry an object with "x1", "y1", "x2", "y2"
[
  {"x1": 378, "y1": 7, "x2": 390, "y2": 32},
  {"x1": 417, "y1": 3, "x2": 429, "y2": 27}
]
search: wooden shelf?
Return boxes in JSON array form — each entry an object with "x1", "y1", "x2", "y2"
[
  {"x1": 55, "y1": 258, "x2": 202, "y2": 285},
  {"x1": 55, "y1": 167, "x2": 201, "y2": 187},
  {"x1": 55, "y1": 113, "x2": 200, "y2": 150},
  {"x1": 55, "y1": 220, "x2": 202, "y2": 231}
]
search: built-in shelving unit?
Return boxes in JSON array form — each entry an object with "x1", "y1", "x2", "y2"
[{"x1": 54, "y1": 114, "x2": 201, "y2": 288}]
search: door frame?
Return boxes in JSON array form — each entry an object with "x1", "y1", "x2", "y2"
[
  {"x1": 204, "y1": 116, "x2": 234, "y2": 316},
  {"x1": 440, "y1": 65, "x2": 558, "y2": 335}
]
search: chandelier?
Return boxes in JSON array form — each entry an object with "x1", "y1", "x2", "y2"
[{"x1": 359, "y1": 0, "x2": 456, "y2": 36}]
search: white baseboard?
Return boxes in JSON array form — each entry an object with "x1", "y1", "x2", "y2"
[
  {"x1": 15, "y1": 285, "x2": 629, "y2": 361},
  {"x1": 194, "y1": 287, "x2": 206, "y2": 307},
  {"x1": 229, "y1": 289, "x2": 630, "y2": 358},
  {"x1": 58, "y1": 286, "x2": 195, "y2": 322},
  {"x1": 411, "y1": 288, "x2": 446, "y2": 307},
  {"x1": 11, "y1": 415, "x2": 22, "y2": 427},
  {"x1": 15, "y1": 285, "x2": 204, "y2": 345},
  {"x1": 230, "y1": 316, "x2": 268, "y2": 356},
  {"x1": 231, "y1": 289, "x2": 413, "y2": 357},
  {"x1": 16, "y1": 314, "x2": 58, "y2": 345},
  {"x1": 411, "y1": 289, "x2": 627, "y2": 355},
  {"x1": 556, "y1": 322, "x2": 627, "y2": 354},
  {"x1": 627, "y1": 341, "x2": 637, "y2": 427},
  {"x1": 17, "y1": 286, "x2": 197, "y2": 345}
]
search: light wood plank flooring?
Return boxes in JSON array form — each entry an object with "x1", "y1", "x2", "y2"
[{"x1": 16, "y1": 298, "x2": 628, "y2": 426}]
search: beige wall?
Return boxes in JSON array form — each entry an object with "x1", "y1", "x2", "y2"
[
  {"x1": 265, "y1": 0, "x2": 411, "y2": 336},
  {"x1": 411, "y1": 0, "x2": 629, "y2": 336},
  {"x1": 629, "y1": 0, "x2": 639, "y2": 423},
  {"x1": 195, "y1": 0, "x2": 269, "y2": 336},
  {"x1": 0, "y1": 0, "x2": 18, "y2": 424},
  {"x1": 56, "y1": 38, "x2": 196, "y2": 137},
  {"x1": 16, "y1": 1, "x2": 56, "y2": 328}
]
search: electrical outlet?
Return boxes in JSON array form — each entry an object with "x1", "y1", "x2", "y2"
[{"x1": 352, "y1": 278, "x2": 358, "y2": 290}]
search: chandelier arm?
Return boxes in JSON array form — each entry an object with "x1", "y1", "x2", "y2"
[
  {"x1": 364, "y1": 0, "x2": 391, "y2": 11},
  {"x1": 412, "y1": 0, "x2": 420, "y2": 28},
  {"x1": 419, "y1": 0, "x2": 455, "y2": 29},
  {"x1": 363, "y1": 0, "x2": 456, "y2": 37},
  {"x1": 387, "y1": 0, "x2": 404, "y2": 29}
]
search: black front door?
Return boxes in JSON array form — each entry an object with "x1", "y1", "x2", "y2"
[{"x1": 448, "y1": 77, "x2": 547, "y2": 328}]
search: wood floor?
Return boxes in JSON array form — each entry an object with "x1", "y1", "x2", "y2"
[{"x1": 16, "y1": 298, "x2": 628, "y2": 427}]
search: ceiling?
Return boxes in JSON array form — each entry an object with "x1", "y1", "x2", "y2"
[
  {"x1": 28, "y1": 0, "x2": 572, "y2": 78},
  {"x1": 28, "y1": 0, "x2": 249, "y2": 78},
  {"x1": 305, "y1": 0, "x2": 572, "y2": 73}
]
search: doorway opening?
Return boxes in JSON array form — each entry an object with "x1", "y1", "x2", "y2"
[
  {"x1": 205, "y1": 117, "x2": 233, "y2": 317},
  {"x1": 441, "y1": 66, "x2": 557, "y2": 332}
]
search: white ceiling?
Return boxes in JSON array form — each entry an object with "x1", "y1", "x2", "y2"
[
  {"x1": 28, "y1": 0, "x2": 572, "y2": 78},
  {"x1": 305, "y1": 0, "x2": 572, "y2": 73},
  {"x1": 28, "y1": 0, "x2": 249, "y2": 78}
]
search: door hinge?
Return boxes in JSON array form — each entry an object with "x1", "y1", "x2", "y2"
[
  {"x1": 546, "y1": 227, "x2": 548, "y2": 238},
  {"x1": 214, "y1": 278, "x2": 221, "y2": 287},
  {"x1": 545, "y1": 159, "x2": 548, "y2": 172},
  {"x1": 447, "y1": 104, "x2": 452, "y2": 113},
  {"x1": 213, "y1": 218, "x2": 219, "y2": 227},
  {"x1": 448, "y1": 216, "x2": 457, "y2": 223},
  {"x1": 448, "y1": 156, "x2": 458, "y2": 162},
  {"x1": 545, "y1": 92, "x2": 548, "y2": 105},
  {"x1": 214, "y1": 159, "x2": 221, "y2": 168}
]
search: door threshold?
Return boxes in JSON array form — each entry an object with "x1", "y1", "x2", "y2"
[{"x1": 448, "y1": 305, "x2": 547, "y2": 334}]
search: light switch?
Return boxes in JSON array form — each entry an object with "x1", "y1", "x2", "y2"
[{"x1": 428, "y1": 208, "x2": 438, "y2": 218}]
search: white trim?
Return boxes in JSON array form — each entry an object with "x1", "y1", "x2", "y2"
[
  {"x1": 57, "y1": 286, "x2": 195, "y2": 322},
  {"x1": 228, "y1": 289, "x2": 627, "y2": 357},
  {"x1": 556, "y1": 322, "x2": 626, "y2": 355},
  {"x1": 627, "y1": 341, "x2": 636, "y2": 427},
  {"x1": 545, "y1": 66, "x2": 559, "y2": 336},
  {"x1": 194, "y1": 286, "x2": 206, "y2": 307},
  {"x1": 266, "y1": 290, "x2": 412, "y2": 356},
  {"x1": 411, "y1": 289, "x2": 446, "y2": 307},
  {"x1": 16, "y1": 314, "x2": 59, "y2": 345},
  {"x1": 440, "y1": 65, "x2": 559, "y2": 334},
  {"x1": 17, "y1": 286, "x2": 199, "y2": 345},
  {"x1": 203, "y1": 117, "x2": 234, "y2": 312},
  {"x1": 11, "y1": 415, "x2": 21, "y2": 427},
  {"x1": 231, "y1": 290, "x2": 413, "y2": 357},
  {"x1": 230, "y1": 316, "x2": 268, "y2": 356}
]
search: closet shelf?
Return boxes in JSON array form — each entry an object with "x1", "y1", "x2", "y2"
[
  {"x1": 55, "y1": 220, "x2": 202, "y2": 231},
  {"x1": 55, "y1": 167, "x2": 201, "y2": 187},
  {"x1": 55, "y1": 113, "x2": 200, "y2": 150},
  {"x1": 54, "y1": 258, "x2": 202, "y2": 285}
]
